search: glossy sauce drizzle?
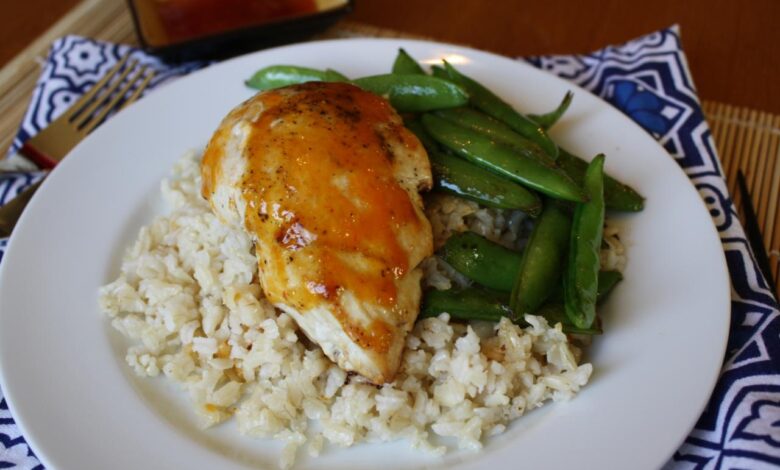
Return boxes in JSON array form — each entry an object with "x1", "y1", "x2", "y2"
[{"x1": 240, "y1": 82, "x2": 423, "y2": 318}]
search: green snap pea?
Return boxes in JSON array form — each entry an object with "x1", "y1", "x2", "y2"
[
  {"x1": 435, "y1": 107, "x2": 555, "y2": 165},
  {"x1": 246, "y1": 65, "x2": 349, "y2": 90},
  {"x1": 558, "y1": 149, "x2": 644, "y2": 212},
  {"x1": 406, "y1": 117, "x2": 541, "y2": 213},
  {"x1": 510, "y1": 201, "x2": 572, "y2": 317},
  {"x1": 352, "y1": 74, "x2": 468, "y2": 112},
  {"x1": 442, "y1": 231, "x2": 523, "y2": 291},
  {"x1": 419, "y1": 287, "x2": 512, "y2": 321},
  {"x1": 441, "y1": 61, "x2": 559, "y2": 159},
  {"x1": 419, "y1": 274, "x2": 619, "y2": 335},
  {"x1": 547, "y1": 270, "x2": 624, "y2": 304},
  {"x1": 429, "y1": 151, "x2": 542, "y2": 213},
  {"x1": 419, "y1": 270, "x2": 620, "y2": 334},
  {"x1": 564, "y1": 154, "x2": 606, "y2": 329},
  {"x1": 596, "y1": 270, "x2": 623, "y2": 300},
  {"x1": 421, "y1": 113, "x2": 586, "y2": 202},
  {"x1": 432, "y1": 107, "x2": 642, "y2": 211},
  {"x1": 542, "y1": 269, "x2": 622, "y2": 335},
  {"x1": 430, "y1": 65, "x2": 447, "y2": 79},
  {"x1": 529, "y1": 91, "x2": 573, "y2": 130},
  {"x1": 535, "y1": 303, "x2": 603, "y2": 335},
  {"x1": 404, "y1": 118, "x2": 441, "y2": 152},
  {"x1": 536, "y1": 270, "x2": 623, "y2": 335},
  {"x1": 392, "y1": 48, "x2": 425, "y2": 75}
]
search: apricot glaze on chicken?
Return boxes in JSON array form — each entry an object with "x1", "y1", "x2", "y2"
[{"x1": 201, "y1": 82, "x2": 433, "y2": 383}]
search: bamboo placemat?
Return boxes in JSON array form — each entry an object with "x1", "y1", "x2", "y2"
[
  {"x1": 702, "y1": 101, "x2": 780, "y2": 293},
  {"x1": 1, "y1": 0, "x2": 778, "y2": 293}
]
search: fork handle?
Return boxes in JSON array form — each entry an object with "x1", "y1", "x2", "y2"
[
  {"x1": 0, "y1": 179, "x2": 44, "y2": 238},
  {"x1": 0, "y1": 150, "x2": 47, "y2": 237},
  {"x1": 20, "y1": 142, "x2": 58, "y2": 169}
]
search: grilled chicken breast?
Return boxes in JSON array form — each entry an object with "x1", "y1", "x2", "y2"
[{"x1": 201, "y1": 82, "x2": 433, "y2": 383}]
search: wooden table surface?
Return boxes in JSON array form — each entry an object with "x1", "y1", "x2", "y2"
[{"x1": 3, "y1": 0, "x2": 779, "y2": 113}]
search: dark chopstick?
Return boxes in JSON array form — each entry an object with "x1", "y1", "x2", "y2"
[{"x1": 736, "y1": 170, "x2": 777, "y2": 297}]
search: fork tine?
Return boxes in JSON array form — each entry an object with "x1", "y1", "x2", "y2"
[
  {"x1": 64, "y1": 54, "x2": 130, "y2": 120},
  {"x1": 81, "y1": 65, "x2": 150, "y2": 135},
  {"x1": 74, "y1": 59, "x2": 138, "y2": 129},
  {"x1": 120, "y1": 69, "x2": 156, "y2": 111}
]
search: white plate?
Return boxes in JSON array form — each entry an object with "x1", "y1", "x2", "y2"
[{"x1": 0, "y1": 39, "x2": 730, "y2": 470}]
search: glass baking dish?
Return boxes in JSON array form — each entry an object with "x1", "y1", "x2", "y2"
[{"x1": 127, "y1": 0, "x2": 353, "y2": 61}]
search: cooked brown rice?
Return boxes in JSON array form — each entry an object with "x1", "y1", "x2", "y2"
[{"x1": 99, "y1": 151, "x2": 624, "y2": 468}]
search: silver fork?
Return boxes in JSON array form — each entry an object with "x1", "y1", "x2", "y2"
[{"x1": 0, "y1": 54, "x2": 156, "y2": 237}]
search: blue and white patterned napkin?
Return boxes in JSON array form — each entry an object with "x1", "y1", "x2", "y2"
[{"x1": 1, "y1": 27, "x2": 778, "y2": 469}]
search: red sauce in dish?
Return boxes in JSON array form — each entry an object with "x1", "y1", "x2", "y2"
[{"x1": 131, "y1": 0, "x2": 318, "y2": 46}]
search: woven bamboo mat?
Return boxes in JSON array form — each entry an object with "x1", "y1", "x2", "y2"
[
  {"x1": 702, "y1": 101, "x2": 780, "y2": 292},
  {"x1": 1, "y1": 0, "x2": 778, "y2": 292}
]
